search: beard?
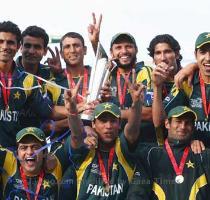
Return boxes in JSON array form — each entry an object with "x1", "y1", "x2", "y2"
[{"x1": 114, "y1": 56, "x2": 137, "y2": 69}]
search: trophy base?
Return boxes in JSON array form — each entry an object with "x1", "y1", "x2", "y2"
[{"x1": 80, "y1": 113, "x2": 93, "y2": 121}]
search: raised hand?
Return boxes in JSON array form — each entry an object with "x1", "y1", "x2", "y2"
[
  {"x1": 88, "y1": 12, "x2": 102, "y2": 50},
  {"x1": 64, "y1": 77, "x2": 83, "y2": 114},
  {"x1": 128, "y1": 82, "x2": 146, "y2": 105},
  {"x1": 152, "y1": 62, "x2": 174, "y2": 87},
  {"x1": 45, "y1": 46, "x2": 63, "y2": 74}
]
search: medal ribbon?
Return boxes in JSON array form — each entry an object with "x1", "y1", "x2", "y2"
[
  {"x1": 165, "y1": 139, "x2": 189, "y2": 175},
  {"x1": 20, "y1": 166, "x2": 44, "y2": 200},
  {"x1": 66, "y1": 68, "x2": 88, "y2": 103},
  {"x1": 0, "y1": 72, "x2": 12, "y2": 109},
  {"x1": 97, "y1": 147, "x2": 115, "y2": 186},
  {"x1": 199, "y1": 72, "x2": 210, "y2": 119},
  {"x1": 117, "y1": 69, "x2": 131, "y2": 106}
]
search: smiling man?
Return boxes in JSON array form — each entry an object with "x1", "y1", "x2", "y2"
[
  {"x1": 64, "y1": 81, "x2": 148, "y2": 199},
  {"x1": 127, "y1": 106, "x2": 210, "y2": 199},
  {"x1": 0, "y1": 127, "x2": 70, "y2": 199},
  {"x1": 152, "y1": 32, "x2": 210, "y2": 147}
]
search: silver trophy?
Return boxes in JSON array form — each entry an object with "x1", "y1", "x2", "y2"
[{"x1": 80, "y1": 42, "x2": 110, "y2": 121}]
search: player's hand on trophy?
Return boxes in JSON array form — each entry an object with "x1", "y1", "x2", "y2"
[{"x1": 45, "y1": 46, "x2": 63, "y2": 74}]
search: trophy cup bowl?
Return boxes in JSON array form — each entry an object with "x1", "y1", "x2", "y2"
[{"x1": 80, "y1": 57, "x2": 109, "y2": 121}]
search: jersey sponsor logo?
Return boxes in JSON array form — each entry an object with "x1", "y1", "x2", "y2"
[
  {"x1": 111, "y1": 86, "x2": 117, "y2": 97},
  {"x1": 91, "y1": 163, "x2": 100, "y2": 174},
  {"x1": 190, "y1": 98, "x2": 202, "y2": 108},
  {"x1": 134, "y1": 171, "x2": 141, "y2": 176},
  {"x1": 0, "y1": 109, "x2": 18, "y2": 122},
  {"x1": 195, "y1": 121, "x2": 210, "y2": 132},
  {"x1": 86, "y1": 183, "x2": 123, "y2": 197},
  {"x1": 144, "y1": 90, "x2": 153, "y2": 106},
  {"x1": 164, "y1": 96, "x2": 171, "y2": 103}
]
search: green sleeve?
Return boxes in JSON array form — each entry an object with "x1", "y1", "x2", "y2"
[{"x1": 163, "y1": 84, "x2": 190, "y2": 114}]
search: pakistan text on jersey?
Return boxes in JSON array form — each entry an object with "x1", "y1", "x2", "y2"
[
  {"x1": 195, "y1": 121, "x2": 210, "y2": 132},
  {"x1": 0, "y1": 110, "x2": 18, "y2": 122},
  {"x1": 86, "y1": 183, "x2": 123, "y2": 197}
]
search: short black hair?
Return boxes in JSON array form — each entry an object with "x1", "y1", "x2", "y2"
[
  {"x1": 148, "y1": 34, "x2": 183, "y2": 67},
  {"x1": 0, "y1": 21, "x2": 21, "y2": 44},
  {"x1": 21, "y1": 25, "x2": 49, "y2": 48},
  {"x1": 60, "y1": 32, "x2": 85, "y2": 50}
]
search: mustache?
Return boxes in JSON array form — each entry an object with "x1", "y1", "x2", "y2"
[
  {"x1": 0, "y1": 49, "x2": 12, "y2": 53},
  {"x1": 114, "y1": 56, "x2": 136, "y2": 68}
]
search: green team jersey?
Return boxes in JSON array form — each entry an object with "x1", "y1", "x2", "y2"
[
  {"x1": 0, "y1": 141, "x2": 70, "y2": 200},
  {"x1": 130, "y1": 141, "x2": 210, "y2": 199},
  {"x1": 0, "y1": 63, "x2": 52, "y2": 148},
  {"x1": 109, "y1": 64, "x2": 157, "y2": 143},
  {"x1": 16, "y1": 56, "x2": 59, "y2": 129},
  {"x1": 163, "y1": 70, "x2": 210, "y2": 147},
  {"x1": 136, "y1": 65, "x2": 180, "y2": 144},
  {"x1": 51, "y1": 66, "x2": 91, "y2": 106},
  {"x1": 58, "y1": 165, "x2": 77, "y2": 200},
  {"x1": 71, "y1": 133, "x2": 135, "y2": 200},
  {"x1": 110, "y1": 63, "x2": 146, "y2": 109}
]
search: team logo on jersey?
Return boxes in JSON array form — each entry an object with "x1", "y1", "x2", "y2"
[
  {"x1": 186, "y1": 160, "x2": 194, "y2": 168},
  {"x1": 190, "y1": 98, "x2": 202, "y2": 108},
  {"x1": 14, "y1": 91, "x2": 21, "y2": 99},
  {"x1": 112, "y1": 163, "x2": 118, "y2": 171},
  {"x1": 43, "y1": 180, "x2": 50, "y2": 189}
]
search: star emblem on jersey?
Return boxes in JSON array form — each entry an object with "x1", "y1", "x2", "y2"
[
  {"x1": 186, "y1": 160, "x2": 194, "y2": 168},
  {"x1": 112, "y1": 163, "x2": 118, "y2": 171},
  {"x1": 104, "y1": 103, "x2": 112, "y2": 109},
  {"x1": 43, "y1": 180, "x2": 50, "y2": 189},
  {"x1": 14, "y1": 91, "x2": 21, "y2": 99},
  {"x1": 205, "y1": 33, "x2": 210, "y2": 38}
]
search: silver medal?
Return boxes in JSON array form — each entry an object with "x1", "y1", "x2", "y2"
[{"x1": 175, "y1": 175, "x2": 184, "y2": 184}]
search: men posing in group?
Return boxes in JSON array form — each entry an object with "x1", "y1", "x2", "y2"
[
  {"x1": 153, "y1": 32, "x2": 210, "y2": 147},
  {"x1": 127, "y1": 106, "x2": 210, "y2": 199},
  {"x1": 0, "y1": 21, "x2": 67, "y2": 148},
  {"x1": 64, "y1": 81, "x2": 149, "y2": 199}
]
